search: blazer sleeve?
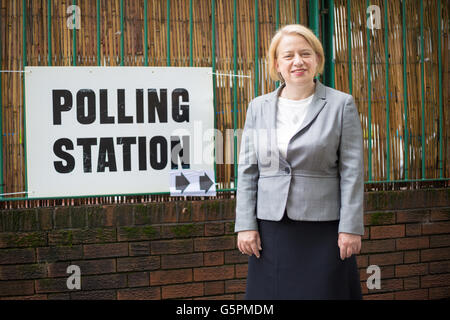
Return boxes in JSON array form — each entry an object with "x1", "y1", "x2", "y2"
[
  {"x1": 234, "y1": 100, "x2": 259, "y2": 233},
  {"x1": 338, "y1": 95, "x2": 365, "y2": 236}
]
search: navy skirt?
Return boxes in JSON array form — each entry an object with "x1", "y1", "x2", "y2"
[{"x1": 245, "y1": 211, "x2": 362, "y2": 300}]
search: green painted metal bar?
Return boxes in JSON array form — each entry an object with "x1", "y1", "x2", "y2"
[
  {"x1": 167, "y1": 0, "x2": 171, "y2": 66},
  {"x1": 366, "y1": 0, "x2": 372, "y2": 181},
  {"x1": 309, "y1": 0, "x2": 319, "y2": 37},
  {"x1": 0, "y1": 19, "x2": 3, "y2": 197},
  {"x1": 72, "y1": 0, "x2": 76, "y2": 66},
  {"x1": 97, "y1": 0, "x2": 101, "y2": 66},
  {"x1": 233, "y1": 0, "x2": 238, "y2": 188},
  {"x1": 296, "y1": 0, "x2": 300, "y2": 24},
  {"x1": 384, "y1": 0, "x2": 390, "y2": 181},
  {"x1": 347, "y1": 0, "x2": 352, "y2": 95},
  {"x1": 402, "y1": 0, "x2": 408, "y2": 180},
  {"x1": 254, "y1": 0, "x2": 259, "y2": 97},
  {"x1": 144, "y1": 0, "x2": 148, "y2": 66},
  {"x1": 419, "y1": 0, "x2": 425, "y2": 179},
  {"x1": 23, "y1": 0, "x2": 28, "y2": 194},
  {"x1": 2, "y1": 177, "x2": 449, "y2": 202},
  {"x1": 437, "y1": 0, "x2": 443, "y2": 178},
  {"x1": 47, "y1": 0, "x2": 52, "y2": 66},
  {"x1": 189, "y1": 0, "x2": 193, "y2": 66},
  {"x1": 275, "y1": 0, "x2": 280, "y2": 88},
  {"x1": 211, "y1": 0, "x2": 217, "y2": 185},
  {"x1": 120, "y1": 0, "x2": 124, "y2": 66},
  {"x1": 324, "y1": 0, "x2": 335, "y2": 87}
]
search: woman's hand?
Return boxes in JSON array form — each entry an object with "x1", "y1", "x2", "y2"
[
  {"x1": 338, "y1": 232, "x2": 361, "y2": 260},
  {"x1": 237, "y1": 230, "x2": 262, "y2": 258}
]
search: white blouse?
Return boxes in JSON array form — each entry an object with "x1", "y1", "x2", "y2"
[{"x1": 276, "y1": 94, "x2": 314, "y2": 159}]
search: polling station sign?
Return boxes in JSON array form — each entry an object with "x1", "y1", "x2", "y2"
[{"x1": 24, "y1": 66, "x2": 215, "y2": 198}]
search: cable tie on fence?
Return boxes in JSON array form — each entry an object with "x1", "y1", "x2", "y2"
[{"x1": 210, "y1": 72, "x2": 251, "y2": 79}]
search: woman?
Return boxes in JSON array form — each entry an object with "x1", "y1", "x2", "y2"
[{"x1": 234, "y1": 24, "x2": 364, "y2": 300}]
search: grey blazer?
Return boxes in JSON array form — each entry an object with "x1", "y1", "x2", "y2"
[{"x1": 234, "y1": 79, "x2": 364, "y2": 236}]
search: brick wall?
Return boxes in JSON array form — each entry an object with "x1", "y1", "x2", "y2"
[{"x1": 0, "y1": 188, "x2": 449, "y2": 300}]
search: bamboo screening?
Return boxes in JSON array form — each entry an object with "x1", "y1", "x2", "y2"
[{"x1": 0, "y1": 0, "x2": 448, "y2": 209}]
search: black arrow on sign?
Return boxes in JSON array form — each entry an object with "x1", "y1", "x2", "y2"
[
  {"x1": 199, "y1": 173, "x2": 213, "y2": 193},
  {"x1": 175, "y1": 172, "x2": 190, "y2": 193}
]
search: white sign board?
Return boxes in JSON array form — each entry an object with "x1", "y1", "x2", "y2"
[{"x1": 25, "y1": 66, "x2": 215, "y2": 198}]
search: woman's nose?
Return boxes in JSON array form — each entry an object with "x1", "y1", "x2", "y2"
[{"x1": 293, "y1": 55, "x2": 303, "y2": 66}]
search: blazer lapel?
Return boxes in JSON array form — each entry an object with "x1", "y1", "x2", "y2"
[
  {"x1": 289, "y1": 78, "x2": 327, "y2": 140},
  {"x1": 262, "y1": 79, "x2": 328, "y2": 164}
]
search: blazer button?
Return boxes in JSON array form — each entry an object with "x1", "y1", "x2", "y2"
[{"x1": 285, "y1": 167, "x2": 291, "y2": 174}]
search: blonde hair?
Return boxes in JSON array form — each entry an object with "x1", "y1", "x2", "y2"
[{"x1": 268, "y1": 24, "x2": 325, "y2": 82}]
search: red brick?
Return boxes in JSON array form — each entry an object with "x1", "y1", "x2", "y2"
[
  {"x1": 194, "y1": 294, "x2": 235, "y2": 300},
  {"x1": 194, "y1": 236, "x2": 235, "y2": 252},
  {"x1": 151, "y1": 239, "x2": 193, "y2": 255},
  {"x1": 403, "y1": 277, "x2": 420, "y2": 290},
  {"x1": 0, "y1": 280, "x2": 34, "y2": 297},
  {"x1": 127, "y1": 272, "x2": 150, "y2": 287},
  {"x1": 363, "y1": 292, "x2": 394, "y2": 300},
  {"x1": 71, "y1": 290, "x2": 117, "y2": 300},
  {"x1": 225, "y1": 279, "x2": 246, "y2": 293},
  {"x1": 0, "y1": 263, "x2": 47, "y2": 280},
  {"x1": 162, "y1": 283, "x2": 204, "y2": 299},
  {"x1": 370, "y1": 225, "x2": 405, "y2": 239},
  {"x1": 356, "y1": 255, "x2": 369, "y2": 268},
  {"x1": 360, "y1": 239, "x2": 395, "y2": 253},
  {"x1": 395, "y1": 263, "x2": 428, "y2": 277},
  {"x1": 404, "y1": 251, "x2": 420, "y2": 263},
  {"x1": 117, "y1": 256, "x2": 160, "y2": 272},
  {"x1": 0, "y1": 232, "x2": 47, "y2": 248},
  {"x1": 421, "y1": 247, "x2": 450, "y2": 262},
  {"x1": 205, "y1": 223, "x2": 225, "y2": 236},
  {"x1": 429, "y1": 209, "x2": 450, "y2": 221},
  {"x1": 396, "y1": 237, "x2": 429, "y2": 250},
  {"x1": 421, "y1": 273, "x2": 450, "y2": 288},
  {"x1": 37, "y1": 246, "x2": 83, "y2": 262},
  {"x1": 394, "y1": 289, "x2": 428, "y2": 300},
  {"x1": 0, "y1": 248, "x2": 35, "y2": 265},
  {"x1": 430, "y1": 234, "x2": 450, "y2": 248},
  {"x1": 364, "y1": 211, "x2": 396, "y2": 226},
  {"x1": 204, "y1": 281, "x2": 224, "y2": 296},
  {"x1": 377, "y1": 278, "x2": 404, "y2": 293},
  {"x1": 0, "y1": 294, "x2": 47, "y2": 300},
  {"x1": 129, "y1": 241, "x2": 151, "y2": 256},
  {"x1": 369, "y1": 252, "x2": 403, "y2": 266},
  {"x1": 422, "y1": 221, "x2": 450, "y2": 235},
  {"x1": 429, "y1": 261, "x2": 450, "y2": 274},
  {"x1": 192, "y1": 202, "x2": 206, "y2": 222},
  {"x1": 83, "y1": 243, "x2": 128, "y2": 259},
  {"x1": 235, "y1": 264, "x2": 248, "y2": 278},
  {"x1": 82, "y1": 274, "x2": 127, "y2": 290},
  {"x1": 204, "y1": 252, "x2": 224, "y2": 266},
  {"x1": 396, "y1": 210, "x2": 429, "y2": 223},
  {"x1": 150, "y1": 269, "x2": 192, "y2": 285},
  {"x1": 406, "y1": 224, "x2": 422, "y2": 236},
  {"x1": 194, "y1": 265, "x2": 234, "y2": 281},
  {"x1": 429, "y1": 286, "x2": 450, "y2": 300},
  {"x1": 161, "y1": 202, "x2": 177, "y2": 223},
  {"x1": 118, "y1": 287, "x2": 161, "y2": 300},
  {"x1": 161, "y1": 253, "x2": 203, "y2": 269},
  {"x1": 35, "y1": 278, "x2": 72, "y2": 293}
]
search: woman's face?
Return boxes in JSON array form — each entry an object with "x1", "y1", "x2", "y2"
[{"x1": 275, "y1": 34, "x2": 319, "y2": 86}]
